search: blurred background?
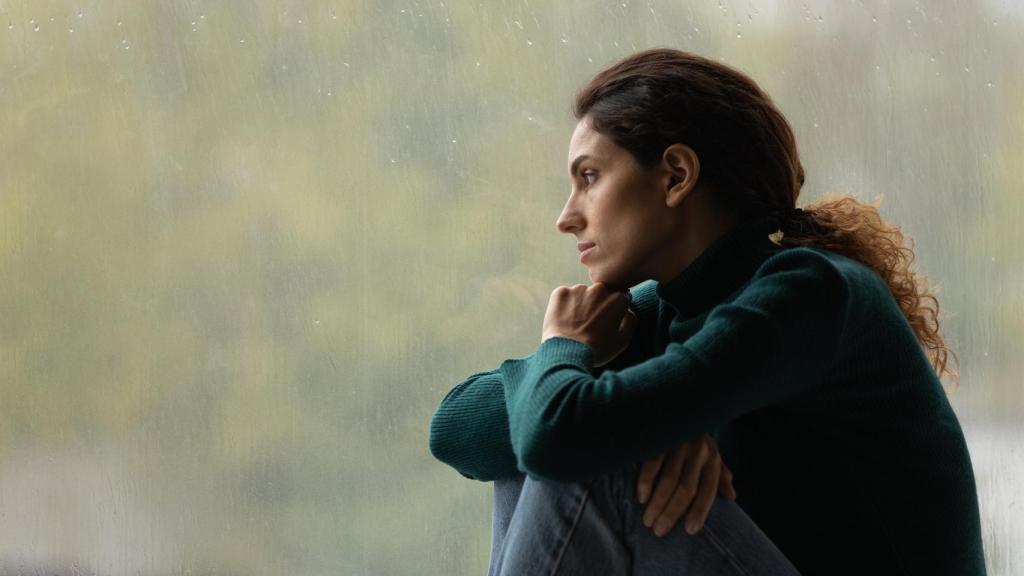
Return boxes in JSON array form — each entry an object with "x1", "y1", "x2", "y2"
[{"x1": 1, "y1": 0, "x2": 1021, "y2": 574}]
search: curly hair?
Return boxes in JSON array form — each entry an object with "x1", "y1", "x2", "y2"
[{"x1": 573, "y1": 48, "x2": 959, "y2": 390}]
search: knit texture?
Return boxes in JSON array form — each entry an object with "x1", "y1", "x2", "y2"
[{"x1": 428, "y1": 214, "x2": 986, "y2": 575}]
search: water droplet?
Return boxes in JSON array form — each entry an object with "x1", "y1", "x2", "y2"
[
  {"x1": 78, "y1": 11, "x2": 84, "y2": 18},
  {"x1": 297, "y1": 19, "x2": 303, "y2": 24},
  {"x1": 813, "y1": 122, "x2": 819, "y2": 128},
  {"x1": 871, "y1": 16, "x2": 877, "y2": 23},
  {"x1": 124, "y1": 44, "x2": 129, "y2": 50},
  {"x1": 7, "y1": 22, "x2": 12, "y2": 30},
  {"x1": 964, "y1": 66, "x2": 970, "y2": 72},
  {"x1": 239, "y1": 38, "x2": 245, "y2": 43},
  {"x1": 560, "y1": 36, "x2": 568, "y2": 44},
  {"x1": 875, "y1": 65, "x2": 880, "y2": 70},
  {"x1": 930, "y1": 56, "x2": 936, "y2": 62},
  {"x1": 191, "y1": 21, "x2": 196, "y2": 26},
  {"x1": 514, "y1": 19, "x2": 523, "y2": 29},
  {"x1": 121, "y1": 38, "x2": 127, "y2": 44},
  {"x1": 343, "y1": 62, "x2": 350, "y2": 68},
  {"x1": 526, "y1": 39, "x2": 532, "y2": 46},
  {"x1": 451, "y1": 139, "x2": 457, "y2": 144},
  {"x1": 331, "y1": 12, "x2": 337, "y2": 20},
  {"x1": 68, "y1": 27, "x2": 73, "y2": 33},
  {"x1": 117, "y1": 20, "x2": 122, "y2": 26},
  {"x1": 475, "y1": 61, "x2": 480, "y2": 66},
  {"x1": 986, "y1": 81, "x2": 993, "y2": 88},
  {"x1": 33, "y1": 23, "x2": 40, "y2": 31},
  {"x1": 199, "y1": 14, "x2": 205, "y2": 19},
  {"x1": 736, "y1": 31, "x2": 742, "y2": 38}
]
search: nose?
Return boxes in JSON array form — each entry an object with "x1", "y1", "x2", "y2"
[{"x1": 555, "y1": 194, "x2": 583, "y2": 235}]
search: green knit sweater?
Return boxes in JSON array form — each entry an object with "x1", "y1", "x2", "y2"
[{"x1": 429, "y1": 214, "x2": 985, "y2": 575}]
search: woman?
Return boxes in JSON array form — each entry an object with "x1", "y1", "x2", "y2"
[{"x1": 429, "y1": 48, "x2": 985, "y2": 575}]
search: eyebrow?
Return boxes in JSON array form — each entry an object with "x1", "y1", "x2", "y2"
[{"x1": 569, "y1": 154, "x2": 593, "y2": 177}]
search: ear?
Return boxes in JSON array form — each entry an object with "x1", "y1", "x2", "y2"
[{"x1": 662, "y1": 144, "x2": 700, "y2": 208}]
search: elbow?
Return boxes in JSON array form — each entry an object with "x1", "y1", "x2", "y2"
[{"x1": 428, "y1": 411, "x2": 455, "y2": 467}]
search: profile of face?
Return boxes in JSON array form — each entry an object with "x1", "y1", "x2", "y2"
[{"x1": 558, "y1": 116, "x2": 694, "y2": 290}]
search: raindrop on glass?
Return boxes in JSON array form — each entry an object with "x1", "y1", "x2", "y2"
[
  {"x1": 526, "y1": 39, "x2": 532, "y2": 46},
  {"x1": 117, "y1": 20, "x2": 122, "y2": 26},
  {"x1": 239, "y1": 38, "x2": 245, "y2": 43},
  {"x1": 78, "y1": 11, "x2": 83, "y2": 18},
  {"x1": 33, "y1": 23, "x2": 40, "y2": 31},
  {"x1": 986, "y1": 81, "x2": 993, "y2": 88}
]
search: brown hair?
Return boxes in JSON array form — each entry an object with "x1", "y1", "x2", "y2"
[{"x1": 574, "y1": 48, "x2": 958, "y2": 389}]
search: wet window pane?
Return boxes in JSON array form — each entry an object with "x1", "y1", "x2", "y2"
[{"x1": 0, "y1": 1, "x2": 1020, "y2": 574}]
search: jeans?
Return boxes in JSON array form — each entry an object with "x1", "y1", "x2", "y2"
[{"x1": 488, "y1": 463, "x2": 800, "y2": 575}]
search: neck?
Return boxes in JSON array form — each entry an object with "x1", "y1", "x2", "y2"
[{"x1": 651, "y1": 202, "x2": 738, "y2": 284}]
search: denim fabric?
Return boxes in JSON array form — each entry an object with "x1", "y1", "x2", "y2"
[{"x1": 488, "y1": 464, "x2": 800, "y2": 576}]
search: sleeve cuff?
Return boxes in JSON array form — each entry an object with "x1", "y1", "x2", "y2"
[{"x1": 535, "y1": 336, "x2": 595, "y2": 369}]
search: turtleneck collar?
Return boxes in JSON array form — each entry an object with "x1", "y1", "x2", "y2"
[{"x1": 654, "y1": 213, "x2": 786, "y2": 319}]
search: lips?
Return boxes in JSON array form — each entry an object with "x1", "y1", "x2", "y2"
[{"x1": 577, "y1": 241, "x2": 596, "y2": 253}]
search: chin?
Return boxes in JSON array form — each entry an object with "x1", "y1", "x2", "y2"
[{"x1": 588, "y1": 267, "x2": 630, "y2": 289}]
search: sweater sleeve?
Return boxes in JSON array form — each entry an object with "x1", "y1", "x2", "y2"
[
  {"x1": 428, "y1": 282, "x2": 661, "y2": 481},
  {"x1": 498, "y1": 250, "x2": 850, "y2": 482}
]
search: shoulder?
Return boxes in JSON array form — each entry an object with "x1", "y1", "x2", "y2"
[
  {"x1": 755, "y1": 246, "x2": 881, "y2": 291},
  {"x1": 748, "y1": 246, "x2": 897, "y2": 323}
]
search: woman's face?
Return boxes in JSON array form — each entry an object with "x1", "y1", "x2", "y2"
[{"x1": 557, "y1": 117, "x2": 676, "y2": 290}]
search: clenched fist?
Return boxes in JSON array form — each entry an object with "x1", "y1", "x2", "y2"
[{"x1": 541, "y1": 282, "x2": 638, "y2": 367}]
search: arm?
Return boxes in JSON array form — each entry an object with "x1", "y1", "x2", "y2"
[
  {"x1": 428, "y1": 282, "x2": 660, "y2": 481},
  {"x1": 499, "y1": 249, "x2": 850, "y2": 481}
]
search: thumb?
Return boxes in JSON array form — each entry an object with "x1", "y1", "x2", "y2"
[{"x1": 619, "y1": 309, "x2": 638, "y2": 340}]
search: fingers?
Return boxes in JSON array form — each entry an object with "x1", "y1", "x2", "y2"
[
  {"x1": 651, "y1": 442, "x2": 709, "y2": 537},
  {"x1": 718, "y1": 464, "x2": 737, "y2": 501},
  {"x1": 642, "y1": 445, "x2": 687, "y2": 530},
  {"x1": 636, "y1": 453, "x2": 665, "y2": 504},
  {"x1": 683, "y1": 452, "x2": 722, "y2": 535}
]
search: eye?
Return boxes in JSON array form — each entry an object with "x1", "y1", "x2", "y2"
[{"x1": 581, "y1": 171, "x2": 598, "y2": 187}]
